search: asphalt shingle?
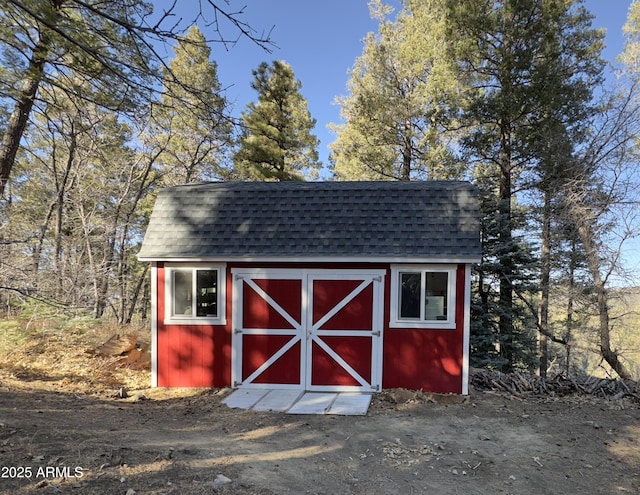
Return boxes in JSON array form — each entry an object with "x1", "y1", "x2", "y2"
[{"x1": 137, "y1": 181, "x2": 481, "y2": 261}]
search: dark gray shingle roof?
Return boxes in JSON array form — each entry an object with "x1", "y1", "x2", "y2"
[{"x1": 137, "y1": 181, "x2": 481, "y2": 261}]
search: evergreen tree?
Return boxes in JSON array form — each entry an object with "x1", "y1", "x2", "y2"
[
  {"x1": 330, "y1": 0, "x2": 463, "y2": 181},
  {"x1": 0, "y1": 55, "x2": 174, "y2": 319},
  {"x1": 3, "y1": 84, "x2": 148, "y2": 317},
  {"x1": 0, "y1": 0, "x2": 272, "y2": 197},
  {"x1": 153, "y1": 26, "x2": 233, "y2": 185},
  {"x1": 447, "y1": 0, "x2": 604, "y2": 372},
  {"x1": 471, "y1": 163, "x2": 539, "y2": 372},
  {"x1": 329, "y1": 0, "x2": 604, "y2": 372},
  {"x1": 620, "y1": 0, "x2": 640, "y2": 80},
  {"x1": 234, "y1": 61, "x2": 321, "y2": 181}
]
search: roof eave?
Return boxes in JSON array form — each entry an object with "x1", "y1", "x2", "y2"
[{"x1": 137, "y1": 254, "x2": 482, "y2": 264}]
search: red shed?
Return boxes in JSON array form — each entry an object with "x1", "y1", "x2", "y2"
[{"x1": 138, "y1": 181, "x2": 481, "y2": 394}]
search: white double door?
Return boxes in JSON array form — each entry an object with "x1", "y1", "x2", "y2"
[{"x1": 232, "y1": 269, "x2": 385, "y2": 392}]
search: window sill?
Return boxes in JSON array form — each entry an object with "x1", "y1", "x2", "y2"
[
  {"x1": 389, "y1": 320, "x2": 456, "y2": 330},
  {"x1": 164, "y1": 317, "x2": 227, "y2": 326}
]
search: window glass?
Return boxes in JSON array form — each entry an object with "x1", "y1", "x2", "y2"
[
  {"x1": 400, "y1": 272, "x2": 421, "y2": 318},
  {"x1": 425, "y1": 272, "x2": 448, "y2": 320},
  {"x1": 391, "y1": 265, "x2": 456, "y2": 328},
  {"x1": 165, "y1": 264, "x2": 226, "y2": 324},
  {"x1": 196, "y1": 270, "x2": 218, "y2": 317},
  {"x1": 173, "y1": 270, "x2": 192, "y2": 316}
]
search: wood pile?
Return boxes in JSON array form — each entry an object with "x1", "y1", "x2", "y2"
[{"x1": 470, "y1": 368, "x2": 640, "y2": 403}]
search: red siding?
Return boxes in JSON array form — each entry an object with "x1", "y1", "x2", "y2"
[
  {"x1": 154, "y1": 262, "x2": 469, "y2": 393},
  {"x1": 156, "y1": 264, "x2": 231, "y2": 387},
  {"x1": 381, "y1": 265, "x2": 466, "y2": 393}
]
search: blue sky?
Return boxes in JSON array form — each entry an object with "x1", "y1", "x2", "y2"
[
  {"x1": 189, "y1": 0, "x2": 382, "y2": 168},
  {"x1": 171, "y1": 0, "x2": 634, "y2": 169},
  {"x1": 155, "y1": 1, "x2": 638, "y2": 279}
]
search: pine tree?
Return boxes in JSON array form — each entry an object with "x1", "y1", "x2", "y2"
[
  {"x1": 234, "y1": 61, "x2": 321, "y2": 181},
  {"x1": 154, "y1": 25, "x2": 233, "y2": 185},
  {"x1": 448, "y1": 0, "x2": 604, "y2": 372},
  {"x1": 330, "y1": 0, "x2": 463, "y2": 181},
  {"x1": 0, "y1": 0, "x2": 272, "y2": 197}
]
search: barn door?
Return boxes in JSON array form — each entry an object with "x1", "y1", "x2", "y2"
[
  {"x1": 232, "y1": 270, "x2": 305, "y2": 389},
  {"x1": 306, "y1": 272, "x2": 384, "y2": 392},
  {"x1": 232, "y1": 269, "x2": 384, "y2": 392}
]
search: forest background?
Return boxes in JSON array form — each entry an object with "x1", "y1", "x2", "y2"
[{"x1": 1, "y1": 0, "x2": 640, "y2": 382}]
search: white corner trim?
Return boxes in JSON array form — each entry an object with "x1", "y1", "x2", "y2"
[
  {"x1": 461, "y1": 264, "x2": 472, "y2": 395},
  {"x1": 150, "y1": 263, "x2": 158, "y2": 387}
]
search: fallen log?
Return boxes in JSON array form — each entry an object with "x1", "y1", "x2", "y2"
[
  {"x1": 89, "y1": 335, "x2": 151, "y2": 371},
  {"x1": 95, "y1": 334, "x2": 137, "y2": 357}
]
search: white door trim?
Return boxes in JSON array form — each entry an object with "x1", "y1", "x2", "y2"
[
  {"x1": 304, "y1": 270, "x2": 385, "y2": 392},
  {"x1": 231, "y1": 269, "x2": 303, "y2": 389},
  {"x1": 231, "y1": 268, "x2": 385, "y2": 392}
]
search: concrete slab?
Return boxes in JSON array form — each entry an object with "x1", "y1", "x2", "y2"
[
  {"x1": 328, "y1": 392, "x2": 372, "y2": 416},
  {"x1": 252, "y1": 389, "x2": 303, "y2": 412},
  {"x1": 223, "y1": 389, "x2": 374, "y2": 415},
  {"x1": 222, "y1": 389, "x2": 268, "y2": 409},
  {"x1": 288, "y1": 392, "x2": 337, "y2": 414}
]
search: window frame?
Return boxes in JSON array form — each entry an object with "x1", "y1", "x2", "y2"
[
  {"x1": 389, "y1": 264, "x2": 457, "y2": 329},
  {"x1": 164, "y1": 263, "x2": 227, "y2": 325}
]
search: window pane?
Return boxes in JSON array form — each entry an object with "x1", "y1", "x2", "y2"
[
  {"x1": 196, "y1": 270, "x2": 218, "y2": 317},
  {"x1": 173, "y1": 271, "x2": 193, "y2": 316},
  {"x1": 425, "y1": 272, "x2": 448, "y2": 320},
  {"x1": 400, "y1": 273, "x2": 421, "y2": 318}
]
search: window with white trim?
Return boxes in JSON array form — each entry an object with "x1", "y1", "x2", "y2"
[
  {"x1": 390, "y1": 265, "x2": 456, "y2": 329},
  {"x1": 165, "y1": 264, "x2": 226, "y2": 325}
]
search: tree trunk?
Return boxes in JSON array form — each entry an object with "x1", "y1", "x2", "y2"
[
  {"x1": 538, "y1": 191, "x2": 551, "y2": 378},
  {"x1": 573, "y1": 209, "x2": 632, "y2": 380},
  {"x1": 498, "y1": 125, "x2": 514, "y2": 372},
  {"x1": 125, "y1": 264, "x2": 149, "y2": 324},
  {"x1": 401, "y1": 122, "x2": 412, "y2": 180},
  {"x1": 32, "y1": 127, "x2": 76, "y2": 301},
  {"x1": 0, "y1": 31, "x2": 49, "y2": 197},
  {"x1": 565, "y1": 237, "x2": 577, "y2": 376}
]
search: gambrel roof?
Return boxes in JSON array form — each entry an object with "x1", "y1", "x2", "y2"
[{"x1": 137, "y1": 181, "x2": 481, "y2": 262}]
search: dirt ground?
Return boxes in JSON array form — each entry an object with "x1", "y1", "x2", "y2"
[
  {"x1": 0, "y1": 323, "x2": 638, "y2": 495},
  {"x1": 0, "y1": 380, "x2": 638, "y2": 495}
]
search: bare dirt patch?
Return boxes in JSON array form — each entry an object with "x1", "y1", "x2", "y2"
[
  {"x1": 0, "y1": 323, "x2": 639, "y2": 494},
  {"x1": 1, "y1": 383, "x2": 639, "y2": 495}
]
